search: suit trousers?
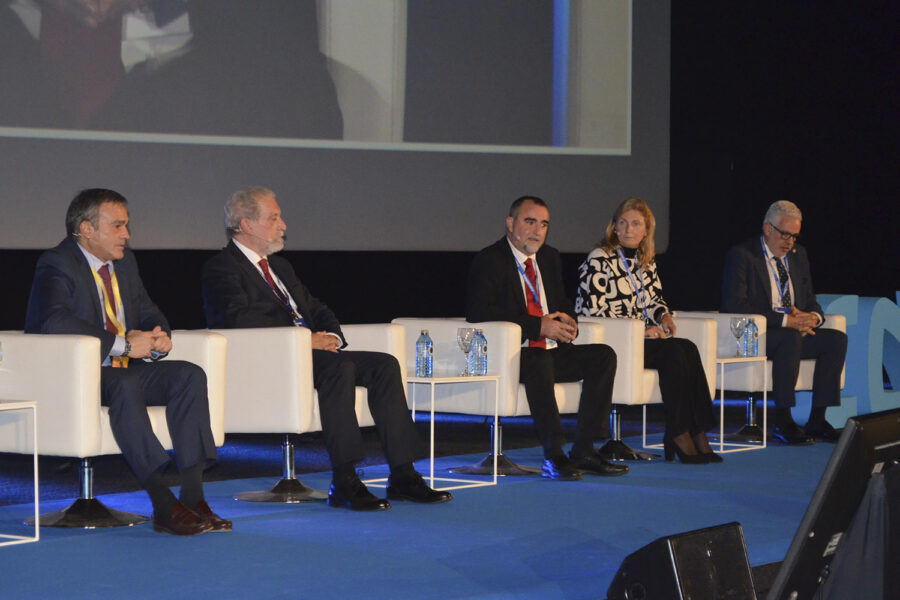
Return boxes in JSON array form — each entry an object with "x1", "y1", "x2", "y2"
[
  {"x1": 644, "y1": 337, "x2": 714, "y2": 437},
  {"x1": 767, "y1": 327, "x2": 848, "y2": 409},
  {"x1": 101, "y1": 360, "x2": 217, "y2": 483},
  {"x1": 312, "y1": 350, "x2": 423, "y2": 470},
  {"x1": 519, "y1": 343, "x2": 616, "y2": 458}
]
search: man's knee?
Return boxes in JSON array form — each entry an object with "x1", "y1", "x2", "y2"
[{"x1": 583, "y1": 343, "x2": 616, "y2": 372}]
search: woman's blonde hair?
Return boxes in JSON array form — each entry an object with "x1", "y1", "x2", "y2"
[{"x1": 598, "y1": 197, "x2": 656, "y2": 266}]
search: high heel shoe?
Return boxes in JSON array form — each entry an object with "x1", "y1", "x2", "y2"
[
  {"x1": 663, "y1": 435, "x2": 708, "y2": 464},
  {"x1": 692, "y1": 432, "x2": 724, "y2": 463}
]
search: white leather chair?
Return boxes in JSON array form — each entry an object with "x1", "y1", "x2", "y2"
[
  {"x1": 391, "y1": 318, "x2": 605, "y2": 475},
  {"x1": 678, "y1": 311, "x2": 847, "y2": 440},
  {"x1": 0, "y1": 330, "x2": 226, "y2": 527},
  {"x1": 577, "y1": 316, "x2": 718, "y2": 458},
  {"x1": 211, "y1": 323, "x2": 407, "y2": 501}
]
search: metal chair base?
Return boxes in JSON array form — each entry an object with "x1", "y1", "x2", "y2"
[
  {"x1": 27, "y1": 497, "x2": 148, "y2": 528},
  {"x1": 234, "y1": 477, "x2": 327, "y2": 503},
  {"x1": 450, "y1": 452, "x2": 540, "y2": 476},
  {"x1": 714, "y1": 424, "x2": 765, "y2": 443},
  {"x1": 599, "y1": 438, "x2": 660, "y2": 461}
]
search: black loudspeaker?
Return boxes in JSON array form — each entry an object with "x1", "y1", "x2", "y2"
[{"x1": 607, "y1": 522, "x2": 757, "y2": 600}]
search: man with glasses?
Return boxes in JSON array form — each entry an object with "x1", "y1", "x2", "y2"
[{"x1": 721, "y1": 200, "x2": 848, "y2": 444}]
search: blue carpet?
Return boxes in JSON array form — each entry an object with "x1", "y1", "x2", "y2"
[{"x1": 0, "y1": 436, "x2": 833, "y2": 600}]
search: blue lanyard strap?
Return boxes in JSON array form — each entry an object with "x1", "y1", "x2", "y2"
[
  {"x1": 616, "y1": 248, "x2": 652, "y2": 324},
  {"x1": 513, "y1": 257, "x2": 541, "y2": 304},
  {"x1": 760, "y1": 237, "x2": 791, "y2": 309}
]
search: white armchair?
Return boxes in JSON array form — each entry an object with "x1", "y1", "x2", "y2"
[
  {"x1": 211, "y1": 323, "x2": 408, "y2": 502},
  {"x1": 391, "y1": 318, "x2": 606, "y2": 475},
  {"x1": 678, "y1": 311, "x2": 847, "y2": 439},
  {"x1": 577, "y1": 316, "x2": 718, "y2": 459},
  {"x1": 0, "y1": 330, "x2": 226, "y2": 527}
]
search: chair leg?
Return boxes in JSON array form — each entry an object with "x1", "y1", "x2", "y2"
[
  {"x1": 26, "y1": 458, "x2": 149, "y2": 528},
  {"x1": 234, "y1": 435, "x2": 327, "y2": 502},
  {"x1": 598, "y1": 405, "x2": 660, "y2": 461},
  {"x1": 726, "y1": 395, "x2": 765, "y2": 442},
  {"x1": 449, "y1": 419, "x2": 541, "y2": 476}
]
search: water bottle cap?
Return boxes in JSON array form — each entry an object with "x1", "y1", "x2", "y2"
[{"x1": 421, "y1": 330, "x2": 429, "y2": 334}]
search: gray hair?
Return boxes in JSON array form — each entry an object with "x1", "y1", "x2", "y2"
[
  {"x1": 763, "y1": 200, "x2": 802, "y2": 226},
  {"x1": 224, "y1": 186, "x2": 275, "y2": 237},
  {"x1": 66, "y1": 188, "x2": 128, "y2": 236}
]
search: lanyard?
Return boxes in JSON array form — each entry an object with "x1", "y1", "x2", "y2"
[
  {"x1": 616, "y1": 248, "x2": 651, "y2": 324},
  {"x1": 760, "y1": 237, "x2": 791, "y2": 310},
  {"x1": 513, "y1": 257, "x2": 541, "y2": 304},
  {"x1": 89, "y1": 266, "x2": 126, "y2": 336}
]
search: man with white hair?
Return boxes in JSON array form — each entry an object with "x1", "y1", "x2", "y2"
[{"x1": 721, "y1": 200, "x2": 848, "y2": 444}]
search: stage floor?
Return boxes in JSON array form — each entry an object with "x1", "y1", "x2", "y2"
[{"x1": 0, "y1": 434, "x2": 832, "y2": 599}]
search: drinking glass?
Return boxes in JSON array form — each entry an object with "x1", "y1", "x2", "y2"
[
  {"x1": 729, "y1": 316, "x2": 748, "y2": 357},
  {"x1": 457, "y1": 327, "x2": 476, "y2": 375}
]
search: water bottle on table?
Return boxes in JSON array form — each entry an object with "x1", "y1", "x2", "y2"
[
  {"x1": 743, "y1": 319, "x2": 759, "y2": 357},
  {"x1": 415, "y1": 330, "x2": 433, "y2": 377},
  {"x1": 470, "y1": 329, "x2": 488, "y2": 376}
]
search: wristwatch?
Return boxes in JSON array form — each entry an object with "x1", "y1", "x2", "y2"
[{"x1": 122, "y1": 341, "x2": 132, "y2": 357}]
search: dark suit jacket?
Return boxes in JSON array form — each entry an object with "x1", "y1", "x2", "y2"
[
  {"x1": 466, "y1": 237, "x2": 576, "y2": 344},
  {"x1": 201, "y1": 241, "x2": 346, "y2": 346},
  {"x1": 0, "y1": 0, "x2": 342, "y2": 138},
  {"x1": 24, "y1": 236, "x2": 170, "y2": 361},
  {"x1": 721, "y1": 236, "x2": 824, "y2": 330}
]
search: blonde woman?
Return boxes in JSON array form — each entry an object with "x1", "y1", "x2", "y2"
[{"x1": 575, "y1": 198, "x2": 720, "y2": 464}]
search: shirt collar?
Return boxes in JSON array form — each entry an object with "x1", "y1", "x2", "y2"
[
  {"x1": 232, "y1": 238, "x2": 267, "y2": 267},
  {"x1": 76, "y1": 241, "x2": 114, "y2": 274}
]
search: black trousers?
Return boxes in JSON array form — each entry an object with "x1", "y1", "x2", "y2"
[
  {"x1": 101, "y1": 360, "x2": 217, "y2": 483},
  {"x1": 767, "y1": 327, "x2": 848, "y2": 409},
  {"x1": 312, "y1": 350, "x2": 424, "y2": 470},
  {"x1": 519, "y1": 343, "x2": 616, "y2": 457},
  {"x1": 644, "y1": 337, "x2": 714, "y2": 437}
]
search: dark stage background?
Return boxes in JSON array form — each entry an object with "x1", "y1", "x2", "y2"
[{"x1": 1, "y1": 3, "x2": 897, "y2": 331}]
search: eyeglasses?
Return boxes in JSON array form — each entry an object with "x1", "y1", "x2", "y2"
[{"x1": 768, "y1": 222, "x2": 800, "y2": 243}]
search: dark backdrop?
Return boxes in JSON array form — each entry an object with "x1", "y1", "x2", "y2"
[{"x1": 1, "y1": 3, "x2": 896, "y2": 331}]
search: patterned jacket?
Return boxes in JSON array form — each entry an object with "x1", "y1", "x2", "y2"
[{"x1": 574, "y1": 247, "x2": 670, "y2": 325}]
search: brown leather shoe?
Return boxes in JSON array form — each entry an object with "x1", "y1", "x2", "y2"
[
  {"x1": 194, "y1": 500, "x2": 232, "y2": 532},
  {"x1": 153, "y1": 502, "x2": 213, "y2": 536}
]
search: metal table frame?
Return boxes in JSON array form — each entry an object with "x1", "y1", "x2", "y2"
[{"x1": 1, "y1": 401, "x2": 39, "y2": 546}]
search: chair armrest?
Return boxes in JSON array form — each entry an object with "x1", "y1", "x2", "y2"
[
  {"x1": 0, "y1": 332, "x2": 102, "y2": 457},
  {"x1": 671, "y1": 316, "x2": 717, "y2": 396},
  {"x1": 578, "y1": 317, "x2": 645, "y2": 405},
  {"x1": 575, "y1": 320, "x2": 605, "y2": 345},
  {"x1": 210, "y1": 327, "x2": 316, "y2": 434},
  {"x1": 821, "y1": 313, "x2": 846, "y2": 333},
  {"x1": 342, "y1": 323, "x2": 408, "y2": 383},
  {"x1": 168, "y1": 330, "x2": 227, "y2": 446}
]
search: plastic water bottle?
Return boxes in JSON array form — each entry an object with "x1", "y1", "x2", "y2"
[
  {"x1": 744, "y1": 319, "x2": 759, "y2": 357},
  {"x1": 415, "y1": 330, "x2": 433, "y2": 377},
  {"x1": 470, "y1": 329, "x2": 488, "y2": 376}
]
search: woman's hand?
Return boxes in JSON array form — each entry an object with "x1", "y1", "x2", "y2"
[
  {"x1": 659, "y1": 313, "x2": 677, "y2": 338},
  {"x1": 644, "y1": 325, "x2": 667, "y2": 339}
]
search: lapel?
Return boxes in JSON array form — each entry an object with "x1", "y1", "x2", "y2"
[
  {"x1": 751, "y1": 238, "x2": 773, "y2": 303},
  {"x1": 499, "y1": 238, "x2": 529, "y2": 313},
  {"x1": 63, "y1": 237, "x2": 107, "y2": 327},
  {"x1": 227, "y1": 241, "x2": 280, "y2": 302}
]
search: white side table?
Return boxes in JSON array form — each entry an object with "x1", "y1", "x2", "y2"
[
  {"x1": 0, "y1": 401, "x2": 39, "y2": 546},
  {"x1": 713, "y1": 356, "x2": 768, "y2": 452},
  {"x1": 407, "y1": 374, "x2": 500, "y2": 491}
]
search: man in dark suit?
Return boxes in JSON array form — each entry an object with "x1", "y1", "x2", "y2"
[
  {"x1": 201, "y1": 187, "x2": 451, "y2": 511},
  {"x1": 25, "y1": 188, "x2": 228, "y2": 535},
  {"x1": 466, "y1": 196, "x2": 626, "y2": 480},
  {"x1": 722, "y1": 200, "x2": 848, "y2": 444}
]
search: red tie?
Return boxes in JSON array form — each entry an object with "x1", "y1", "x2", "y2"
[
  {"x1": 97, "y1": 264, "x2": 119, "y2": 334},
  {"x1": 523, "y1": 258, "x2": 546, "y2": 348},
  {"x1": 258, "y1": 258, "x2": 288, "y2": 304}
]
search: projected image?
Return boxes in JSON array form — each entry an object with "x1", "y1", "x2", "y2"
[{"x1": 0, "y1": 0, "x2": 630, "y2": 152}]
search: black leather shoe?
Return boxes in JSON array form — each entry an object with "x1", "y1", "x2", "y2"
[
  {"x1": 327, "y1": 479, "x2": 390, "y2": 511},
  {"x1": 569, "y1": 451, "x2": 629, "y2": 476},
  {"x1": 194, "y1": 500, "x2": 232, "y2": 531},
  {"x1": 772, "y1": 423, "x2": 815, "y2": 445},
  {"x1": 152, "y1": 502, "x2": 212, "y2": 536},
  {"x1": 387, "y1": 473, "x2": 452, "y2": 504},
  {"x1": 805, "y1": 421, "x2": 841, "y2": 442},
  {"x1": 541, "y1": 456, "x2": 582, "y2": 481}
]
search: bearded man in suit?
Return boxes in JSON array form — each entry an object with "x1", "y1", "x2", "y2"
[
  {"x1": 201, "y1": 187, "x2": 451, "y2": 511},
  {"x1": 465, "y1": 196, "x2": 627, "y2": 480}
]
